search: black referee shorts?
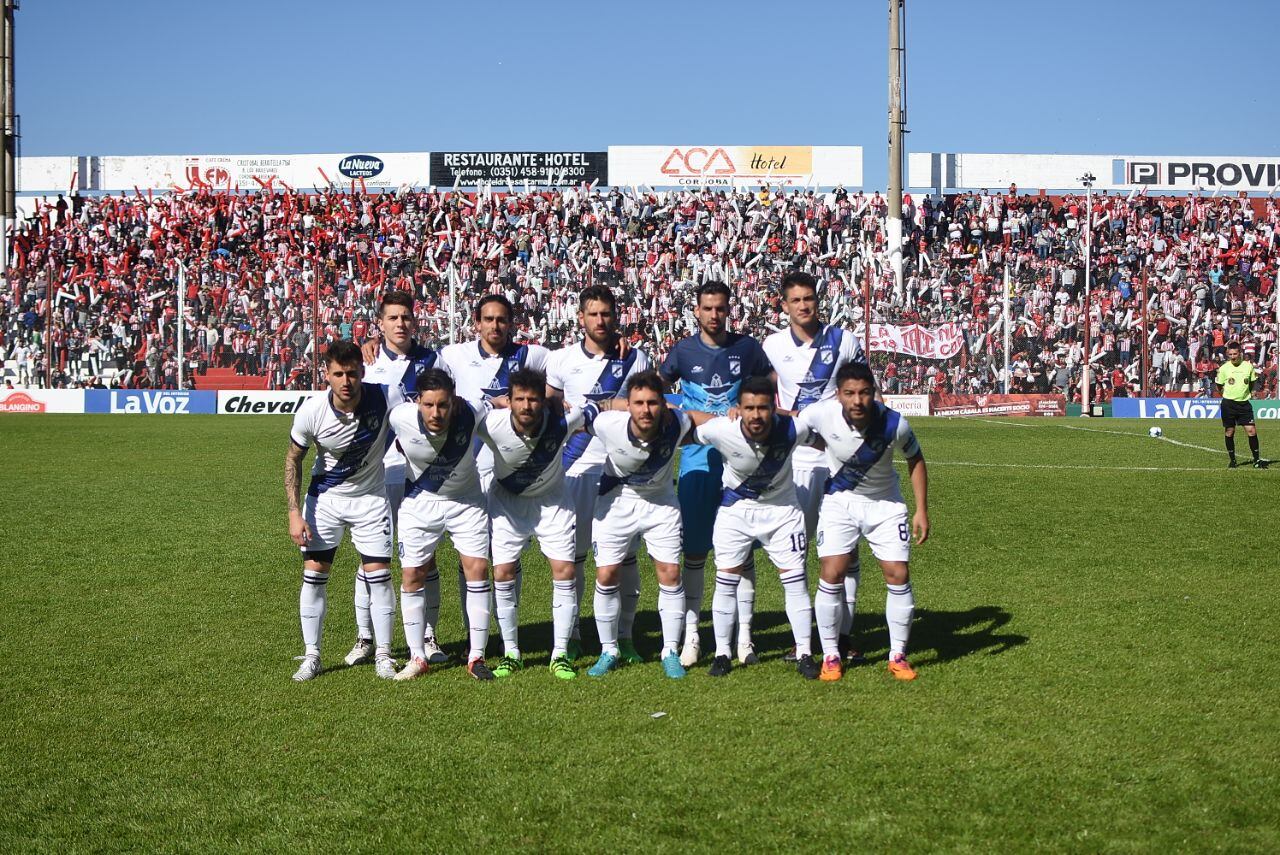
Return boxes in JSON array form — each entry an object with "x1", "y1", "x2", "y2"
[{"x1": 1221, "y1": 399, "x2": 1255, "y2": 428}]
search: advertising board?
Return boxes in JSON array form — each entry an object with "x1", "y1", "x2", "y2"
[
  {"x1": 0, "y1": 389, "x2": 85, "y2": 414},
  {"x1": 85, "y1": 390, "x2": 217, "y2": 414},
  {"x1": 1110, "y1": 398, "x2": 1230, "y2": 419},
  {"x1": 217, "y1": 390, "x2": 322, "y2": 415},
  {"x1": 909, "y1": 152, "x2": 1280, "y2": 192},
  {"x1": 882, "y1": 395, "x2": 929, "y2": 417},
  {"x1": 428, "y1": 152, "x2": 607, "y2": 186},
  {"x1": 97, "y1": 152, "x2": 430, "y2": 191},
  {"x1": 929, "y1": 393, "x2": 1066, "y2": 418},
  {"x1": 608, "y1": 145, "x2": 861, "y2": 187}
]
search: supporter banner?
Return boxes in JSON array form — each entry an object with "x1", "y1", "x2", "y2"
[
  {"x1": 909, "y1": 152, "x2": 1280, "y2": 192},
  {"x1": 608, "y1": 145, "x2": 861, "y2": 187},
  {"x1": 218, "y1": 390, "x2": 322, "y2": 415},
  {"x1": 1111, "y1": 398, "x2": 1226, "y2": 419},
  {"x1": 85, "y1": 389, "x2": 217, "y2": 414},
  {"x1": 929, "y1": 393, "x2": 1066, "y2": 418},
  {"x1": 864, "y1": 323, "x2": 964, "y2": 360},
  {"x1": 883, "y1": 394, "x2": 929, "y2": 417},
  {"x1": 429, "y1": 152, "x2": 607, "y2": 187},
  {"x1": 0, "y1": 389, "x2": 85, "y2": 414},
  {"x1": 97, "y1": 152, "x2": 430, "y2": 191}
]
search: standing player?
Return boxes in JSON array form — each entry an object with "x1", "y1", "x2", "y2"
[
  {"x1": 684, "y1": 376, "x2": 821, "y2": 679},
  {"x1": 1216, "y1": 341, "x2": 1264, "y2": 468},
  {"x1": 763, "y1": 271, "x2": 868, "y2": 663},
  {"x1": 584, "y1": 371, "x2": 694, "y2": 679},
  {"x1": 478, "y1": 369, "x2": 621, "y2": 680},
  {"x1": 387, "y1": 369, "x2": 495, "y2": 681},
  {"x1": 659, "y1": 281, "x2": 772, "y2": 667},
  {"x1": 797, "y1": 362, "x2": 929, "y2": 682},
  {"x1": 350, "y1": 292, "x2": 445, "y2": 667},
  {"x1": 285, "y1": 341, "x2": 396, "y2": 682},
  {"x1": 439, "y1": 294, "x2": 551, "y2": 636},
  {"x1": 546, "y1": 285, "x2": 651, "y2": 662}
]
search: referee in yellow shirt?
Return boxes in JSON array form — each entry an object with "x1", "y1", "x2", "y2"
[{"x1": 1215, "y1": 341, "x2": 1263, "y2": 469}]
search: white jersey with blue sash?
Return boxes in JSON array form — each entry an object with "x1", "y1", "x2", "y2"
[
  {"x1": 480, "y1": 404, "x2": 599, "y2": 499},
  {"x1": 546, "y1": 341, "x2": 651, "y2": 475},
  {"x1": 796, "y1": 399, "x2": 920, "y2": 503},
  {"x1": 439, "y1": 340, "x2": 551, "y2": 405},
  {"x1": 364, "y1": 342, "x2": 441, "y2": 480},
  {"x1": 763, "y1": 324, "x2": 866, "y2": 470},
  {"x1": 589, "y1": 409, "x2": 693, "y2": 501},
  {"x1": 290, "y1": 383, "x2": 391, "y2": 499},
  {"x1": 694, "y1": 414, "x2": 814, "y2": 507},
  {"x1": 388, "y1": 400, "x2": 485, "y2": 502}
]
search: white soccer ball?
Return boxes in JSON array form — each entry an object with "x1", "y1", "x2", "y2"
[{"x1": 1149, "y1": 426, "x2": 1163, "y2": 438}]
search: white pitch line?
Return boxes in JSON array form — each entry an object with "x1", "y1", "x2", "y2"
[
  {"x1": 951, "y1": 416, "x2": 1223, "y2": 456},
  {"x1": 913, "y1": 460, "x2": 1219, "y2": 473}
]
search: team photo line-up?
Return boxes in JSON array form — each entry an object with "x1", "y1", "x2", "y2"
[{"x1": 284, "y1": 273, "x2": 930, "y2": 684}]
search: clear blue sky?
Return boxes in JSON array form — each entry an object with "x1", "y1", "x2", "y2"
[{"x1": 17, "y1": 0, "x2": 1279, "y2": 188}]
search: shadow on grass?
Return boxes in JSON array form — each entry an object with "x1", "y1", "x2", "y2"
[{"x1": 383, "y1": 605, "x2": 1026, "y2": 669}]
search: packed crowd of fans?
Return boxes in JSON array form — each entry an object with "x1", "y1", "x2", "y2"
[{"x1": 2, "y1": 183, "x2": 1277, "y2": 400}]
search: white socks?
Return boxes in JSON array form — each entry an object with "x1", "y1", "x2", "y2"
[
  {"x1": 353, "y1": 568, "x2": 373, "y2": 640},
  {"x1": 618, "y1": 555, "x2": 641, "y2": 641},
  {"x1": 736, "y1": 564, "x2": 756, "y2": 647},
  {"x1": 594, "y1": 582, "x2": 620, "y2": 655},
  {"x1": 465, "y1": 580, "x2": 491, "y2": 661},
  {"x1": 401, "y1": 587, "x2": 425, "y2": 660},
  {"x1": 815, "y1": 580, "x2": 843, "y2": 658},
  {"x1": 683, "y1": 556, "x2": 707, "y2": 638},
  {"x1": 711, "y1": 572, "x2": 740, "y2": 657},
  {"x1": 841, "y1": 553, "x2": 861, "y2": 636},
  {"x1": 422, "y1": 569, "x2": 441, "y2": 639},
  {"x1": 657, "y1": 583, "x2": 685, "y2": 656},
  {"x1": 571, "y1": 553, "x2": 587, "y2": 641},
  {"x1": 780, "y1": 569, "x2": 813, "y2": 657},
  {"x1": 300, "y1": 570, "x2": 329, "y2": 656},
  {"x1": 363, "y1": 568, "x2": 395, "y2": 655},
  {"x1": 886, "y1": 582, "x2": 915, "y2": 657},
  {"x1": 494, "y1": 578, "x2": 520, "y2": 659},
  {"x1": 551, "y1": 578, "x2": 577, "y2": 659}
]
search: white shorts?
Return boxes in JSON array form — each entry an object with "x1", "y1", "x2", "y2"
[
  {"x1": 592, "y1": 491, "x2": 682, "y2": 567},
  {"x1": 713, "y1": 502, "x2": 808, "y2": 572},
  {"x1": 564, "y1": 471, "x2": 600, "y2": 565},
  {"x1": 489, "y1": 487, "x2": 577, "y2": 565},
  {"x1": 303, "y1": 491, "x2": 393, "y2": 559},
  {"x1": 815, "y1": 494, "x2": 910, "y2": 563},
  {"x1": 793, "y1": 465, "x2": 828, "y2": 539},
  {"x1": 396, "y1": 494, "x2": 490, "y2": 566}
]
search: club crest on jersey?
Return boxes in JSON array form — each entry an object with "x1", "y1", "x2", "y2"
[
  {"x1": 728, "y1": 357, "x2": 741, "y2": 376},
  {"x1": 611, "y1": 363, "x2": 624, "y2": 378},
  {"x1": 508, "y1": 358, "x2": 521, "y2": 373},
  {"x1": 818, "y1": 348, "x2": 835, "y2": 365}
]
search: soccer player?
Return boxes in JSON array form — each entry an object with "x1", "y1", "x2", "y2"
[
  {"x1": 684, "y1": 376, "x2": 821, "y2": 679},
  {"x1": 659, "y1": 281, "x2": 772, "y2": 667},
  {"x1": 478, "y1": 368, "x2": 620, "y2": 680},
  {"x1": 439, "y1": 294, "x2": 551, "y2": 638},
  {"x1": 546, "y1": 284, "x2": 651, "y2": 662},
  {"x1": 285, "y1": 341, "x2": 396, "y2": 682},
  {"x1": 1216, "y1": 342, "x2": 1263, "y2": 469},
  {"x1": 350, "y1": 292, "x2": 445, "y2": 667},
  {"x1": 387, "y1": 369, "x2": 495, "y2": 681},
  {"x1": 797, "y1": 362, "x2": 929, "y2": 682},
  {"x1": 763, "y1": 270, "x2": 869, "y2": 664},
  {"x1": 584, "y1": 371, "x2": 694, "y2": 679}
]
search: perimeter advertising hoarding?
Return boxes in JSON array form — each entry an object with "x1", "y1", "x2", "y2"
[
  {"x1": 929, "y1": 394, "x2": 1066, "y2": 418},
  {"x1": 428, "y1": 152, "x2": 608, "y2": 187},
  {"x1": 97, "y1": 153, "x2": 430, "y2": 191},
  {"x1": 0, "y1": 389, "x2": 85, "y2": 414},
  {"x1": 1104, "y1": 398, "x2": 1280, "y2": 419},
  {"x1": 910, "y1": 153, "x2": 1280, "y2": 192},
  {"x1": 882, "y1": 395, "x2": 929, "y2": 417},
  {"x1": 217, "y1": 390, "x2": 322, "y2": 415},
  {"x1": 85, "y1": 390, "x2": 217, "y2": 414},
  {"x1": 608, "y1": 146, "x2": 862, "y2": 187}
]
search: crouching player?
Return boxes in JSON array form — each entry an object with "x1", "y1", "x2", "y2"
[
  {"x1": 389, "y1": 369, "x2": 495, "y2": 682},
  {"x1": 478, "y1": 368, "x2": 619, "y2": 680},
  {"x1": 685, "y1": 375, "x2": 821, "y2": 679},
  {"x1": 586, "y1": 371, "x2": 694, "y2": 679},
  {"x1": 797, "y1": 362, "x2": 929, "y2": 682},
  {"x1": 285, "y1": 341, "x2": 397, "y2": 682}
]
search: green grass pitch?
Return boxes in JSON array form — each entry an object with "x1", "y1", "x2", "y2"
[{"x1": 1, "y1": 415, "x2": 1277, "y2": 852}]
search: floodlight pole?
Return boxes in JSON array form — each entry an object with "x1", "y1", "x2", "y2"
[
  {"x1": 886, "y1": 0, "x2": 906, "y2": 296},
  {"x1": 1002, "y1": 263, "x2": 1011, "y2": 394},
  {"x1": 1140, "y1": 270, "x2": 1149, "y2": 398},
  {"x1": 0, "y1": 0, "x2": 15, "y2": 276},
  {"x1": 176, "y1": 262, "x2": 186, "y2": 390},
  {"x1": 1079, "y1": 172, "x2": 1095, "y2": 414}
]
